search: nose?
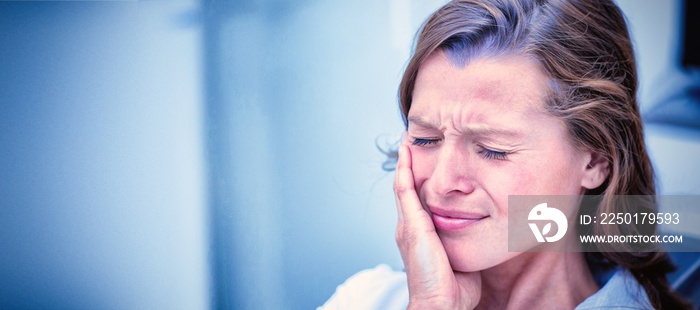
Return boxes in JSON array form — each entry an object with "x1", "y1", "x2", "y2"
[{"x1": 427, "y1": 141, "x2": 475, "y2": 196}]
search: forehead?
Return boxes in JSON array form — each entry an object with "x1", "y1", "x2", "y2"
[{"x1": 410, "y1": 51, "x2": 550, "y2": 124}]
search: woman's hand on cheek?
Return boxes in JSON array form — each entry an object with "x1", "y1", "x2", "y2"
[{"x1": 394, "y1": 141, "x2": 481, "y2": 310}]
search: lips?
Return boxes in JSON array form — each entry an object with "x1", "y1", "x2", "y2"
[{"x1": 428, "y1": 206, "x2": 489, "y2": 231}]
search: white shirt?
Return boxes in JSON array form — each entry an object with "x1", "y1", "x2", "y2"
[{"x1": 319, "y1": 264, "x2": 653, "y2": 309}]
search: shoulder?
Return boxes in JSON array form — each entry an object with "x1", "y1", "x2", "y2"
[
  {"x1": 318, "y1": 264, "x2": 409, "y2": 310},
  {"x1": 576, "y1": 269, "x2": 653, "y2": 310}
]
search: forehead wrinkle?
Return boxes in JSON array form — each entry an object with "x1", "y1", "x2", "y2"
[
  {"x1": 463, "y1": 123, "x2": 525, "y2": 139},
  {"x1": 454, "y1": 108, "x2": 525, "y2": 139},
  {"x1": 410, "y1": 111, "x2": 524, "y2": 140},
  {"x1": 410, "y1": 53, "x2": 547, "y2": 140},
  {"x1": 407, "y1": 115, "x2": 442, "y2": 130},
  {"x1": 447, "y1": 87, "x2": 526, "y2": 140}
]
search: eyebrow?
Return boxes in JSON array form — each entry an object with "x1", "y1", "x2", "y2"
[{"x1": 407, "y1": 116, "x2": 525, "y2": 139}]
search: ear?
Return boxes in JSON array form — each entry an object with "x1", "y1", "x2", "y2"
[{"x1": 581, "y1": 152, "x2": 609, "y2": 190}]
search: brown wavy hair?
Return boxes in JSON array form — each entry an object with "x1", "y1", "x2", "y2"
[{"x1": 397, "y1": 0, "x2": 691, "y2": 308}]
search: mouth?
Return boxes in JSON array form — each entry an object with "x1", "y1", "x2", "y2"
[{"x1": 429, "y1": 207, "x2": 489, "y2": 231}]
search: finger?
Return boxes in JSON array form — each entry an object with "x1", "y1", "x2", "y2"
[
  {"x1": 394, "y1": 142, "x2": 405, "y2": 222},
  {"x1": 394, "y1": 133, "x2": 412, "y2": 221},
  {"x1": 394, "y1": 145, "x2": 422, "y2": 220}
]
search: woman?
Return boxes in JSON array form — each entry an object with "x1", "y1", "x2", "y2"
[{"x1": 321, "y1": 0, "x2": 691, "y2": 308}]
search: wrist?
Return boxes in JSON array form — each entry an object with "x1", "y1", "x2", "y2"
[{"x1": 408, "y1": 298, "x2": 469, "y2": 310}]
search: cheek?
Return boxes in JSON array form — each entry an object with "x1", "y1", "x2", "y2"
[
  {"x1": 507, "y1": 155, "x2": 582, "y2": 195},
  {"x1": 500, "y1": 168, "x2": 538, "y2": 195}
]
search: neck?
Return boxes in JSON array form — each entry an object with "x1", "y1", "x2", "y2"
[{"x1": 476, "y1": 251, "x2": 598, "y2": 309}]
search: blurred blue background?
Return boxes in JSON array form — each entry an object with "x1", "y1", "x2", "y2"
[{"x1": 0, "y1": 0, "x2": 698, "y2": 309}]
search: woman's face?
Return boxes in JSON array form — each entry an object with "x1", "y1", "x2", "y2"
[{"x1": 407, "y1": 51, "x2": 590, "y2": 272}]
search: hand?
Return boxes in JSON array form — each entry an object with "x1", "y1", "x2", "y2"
[{"x1": 394, "y1": 140, "x2": 482, "y2": 310}]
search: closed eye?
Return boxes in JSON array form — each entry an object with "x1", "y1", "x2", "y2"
[
  {"x1": 412, "y1": 138, "x2": 441, "y2": 147},
  {"x1": 478, "y1": 147, "x2": 508, "y2": 160}
]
